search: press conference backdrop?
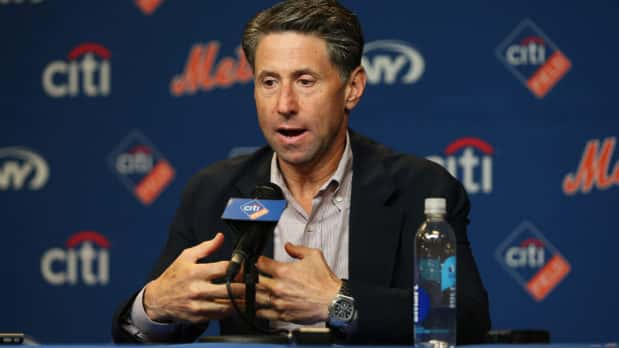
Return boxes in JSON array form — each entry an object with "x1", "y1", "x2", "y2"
[{"x1": 1, "y1": 0, "x2": 618, "y2": 343}]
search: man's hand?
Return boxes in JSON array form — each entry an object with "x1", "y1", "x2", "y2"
[
  {"x1": 255, "y1": 242, "x2": 342, "y2": 324},
  {"x1": 143, "y1": 233, "x2": 244, "y2": 324}
]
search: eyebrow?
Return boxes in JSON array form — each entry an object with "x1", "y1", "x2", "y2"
[{"x1": 256, "y1": 68, "x2": 318, "y2": 80}]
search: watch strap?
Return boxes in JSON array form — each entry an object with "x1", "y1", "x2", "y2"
[{"x1": 338, "y1": 279, "x2": 352, "y2": 296}]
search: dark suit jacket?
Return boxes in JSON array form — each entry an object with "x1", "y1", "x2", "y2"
[{"x1": 112, "y1": 131, "x2": 490, "y2": 344}]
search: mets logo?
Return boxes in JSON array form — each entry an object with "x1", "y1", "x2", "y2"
[
  {"x1": 563, "y1": 137, "x2": 619, "y2": 195},
  {"x1": 495, "y1": 221, "x2": 570, "y2": 301},
  {"x1": 496, "y1": 19, "x2": 571, "y2": 98},
  {"x1": 108, "y1": 130, "x2": 175, "y2": 205},
  {"x1": 240, "y1": 200, "x2": 269, "y2": 220},
  {"x1": 170, "y1": 41, "x2": 253, "y2": 96}
]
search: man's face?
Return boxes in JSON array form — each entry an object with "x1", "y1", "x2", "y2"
[{"x1": 253, "y1": 32, "x2": 354, "y2": 169}]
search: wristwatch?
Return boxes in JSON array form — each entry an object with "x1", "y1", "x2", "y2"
[{"x1": 327, "y1": 279, "x2": 357, "y2": 330}]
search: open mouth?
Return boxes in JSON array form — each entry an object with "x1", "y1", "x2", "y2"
[{"x1": 277, "y1": 128, "x2": 306, "y2": 138}]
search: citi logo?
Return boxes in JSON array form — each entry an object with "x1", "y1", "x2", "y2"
[
  {"x1": 496, "y1": 19, "x2": 571, "y2": 98},
  {"x1": 40, "y1": 231, "x2": 110, "y2": 286},
  {"x1": 170, "y1": 41, "x2": 253, "y2": 96},
  {"x1": 426, "y1": 137, "x2": 493, "y2": 194},
  {"x1": 0, "y1": 147, "x2": 49, "y2": 191},
  {"x1": 506, "y1": 36, "x2": 546, "y2": 66},
  {"x1": 563, "y1": 137, "x2": 619, "y2": 195},
  {"x1": 42, "y1": 43, "x2": 111, "y2": 98},
  {"x1": 108, "y1": 130, "x2": 175, "y2": 205},
  {"x1": 362, "y1": 40, "x2": 425, "y2": 85},
  {"x1": 115, "y1": 145, "x2": 154, "y2": 175},
  {"x1": 505, "y1": 238, "x2": 545, "y2": 268},
  {"x1": 495, "y1": 221, "x2": 570, "y2": 301},
  {"x1": 241, "y1": 200, "x2": 269, "y2": 220}
]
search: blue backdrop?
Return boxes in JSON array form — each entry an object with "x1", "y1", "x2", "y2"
[{"x1": 1, "y1": 0, "x2": 618, "y2": 343}]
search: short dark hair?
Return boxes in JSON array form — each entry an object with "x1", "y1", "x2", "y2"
[{"x1": 242, "y1": 0, "x2": 364, "y2": 80}]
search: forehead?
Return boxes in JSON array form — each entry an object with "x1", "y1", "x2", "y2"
[{"x1": 254, "y1": 32, "x2": 334, "y2": 73}]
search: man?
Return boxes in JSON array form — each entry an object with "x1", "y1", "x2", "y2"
[{"x1": 112, "y1": 0, "x2": 490, "y2": 344}]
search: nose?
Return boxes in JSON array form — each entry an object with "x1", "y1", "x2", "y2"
[{"x1": 276, "y1": 82, "x2": 298, "y2": 118}]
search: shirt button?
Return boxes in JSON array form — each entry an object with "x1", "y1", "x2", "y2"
[{"x1": 335, "y1": 196, "x2": 344, "y2": 203}]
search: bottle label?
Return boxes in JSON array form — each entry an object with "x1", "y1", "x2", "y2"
[
  {"x1": 413, "y1": 285, "x2": 430, "y2": 323},
  {"x1": 441, "y1": 256, "x2": 456, "y2": 291}
]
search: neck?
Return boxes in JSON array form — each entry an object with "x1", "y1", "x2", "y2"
[{"x1": 278, "y1": 132, "x2": 346, "y2": 211}]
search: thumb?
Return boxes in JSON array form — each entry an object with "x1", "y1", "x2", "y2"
[
  {"x1": 284, "y1": 242, "x2": 312, "y2": 260},
  {"x1": 185, "y1": 232, "x2": 224, "y2": 261}
]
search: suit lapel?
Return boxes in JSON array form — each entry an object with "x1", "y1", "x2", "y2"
[{"x1": 349, "y1": 132, "x2": 403, "y2": 287}]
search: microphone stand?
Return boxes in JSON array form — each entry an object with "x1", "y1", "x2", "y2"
[
  {"x1": 200, "y1": 254, "x2": 290, "y2": 344},
  {"x1": 244, "y1": 256, "x2": 258, "y2": 323}
]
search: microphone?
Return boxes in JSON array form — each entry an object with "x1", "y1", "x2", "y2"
[{"x1": 224, "y1": 183, "x2": 284, "y2": 280}]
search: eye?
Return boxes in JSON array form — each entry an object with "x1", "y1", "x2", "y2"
[
  {"x1": 297, "y1": 76, "x2": 316, "y2": 87},
  {"x1": 262, "y1": 77, "x2": 277, "y2": 88}
]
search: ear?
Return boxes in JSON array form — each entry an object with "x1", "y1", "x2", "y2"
[{"x1": 344, "y1": 65, "x2": 367, "y2": 112}]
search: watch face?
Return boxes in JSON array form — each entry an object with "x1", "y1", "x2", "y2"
[{"x1": 333, "y1": 297, "x2": 355, "y2": 321}]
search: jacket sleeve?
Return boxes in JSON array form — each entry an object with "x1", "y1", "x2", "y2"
[
  {"x1": 111, "y1": 174, "x2": 211, "y2": 343},
  {"x1": 111, "y1": 290, "x2": 207, "y2": 343}
]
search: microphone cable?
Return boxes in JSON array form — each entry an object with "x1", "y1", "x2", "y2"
[{"x1": 225, "y1": 276, "x2": 290, "y2": 337}]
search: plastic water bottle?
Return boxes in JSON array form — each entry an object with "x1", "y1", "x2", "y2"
[{"x1": 414, "y1": 198, "x2": 456, "y2": 348}]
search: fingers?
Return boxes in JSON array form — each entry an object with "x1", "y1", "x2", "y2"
[
  {"x1": 183, "y1": 275, "x2": 245, "y2": 301},
  {"x1": 183, "y1": 283, "x2": 246, "y2": 322},
  {"x1": 186, "y1": 301, "x2": 237, "y2": 322},
  {"x1": 255, "y1": 290, "x2": 283, "y2": 321},
  {"x1": 255, "y1": 288, "x2": 274, "y2": 309},
  {"x1": 256, "y1": 255, "x2": 285, "y2": 276},
  {"x1": 284, "y1": 242, "x2": 312, "y2": 260},
  {"x1": 256, "y1": 308, "x2": 280, "y2": 321},
  {"x1": 257, "y1": 274, "x2": 276, "y2": 291},
  {"x1": 194, "y1": 260, "x2": 229, "y2": 280},
  {"x1": 184, "y1": 232, "x2": 224, "y2": 261},
  {"x1": 201, "y1": 282, "x2": 245, "y2": 300}
]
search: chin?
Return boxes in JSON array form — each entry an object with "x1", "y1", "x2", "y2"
[
  {"x1": 277, "y1": 155, "x2": 309, "y2": 166},
  {"x1": 275, "y1": 151, "x2": 314, "y2": 166}
]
